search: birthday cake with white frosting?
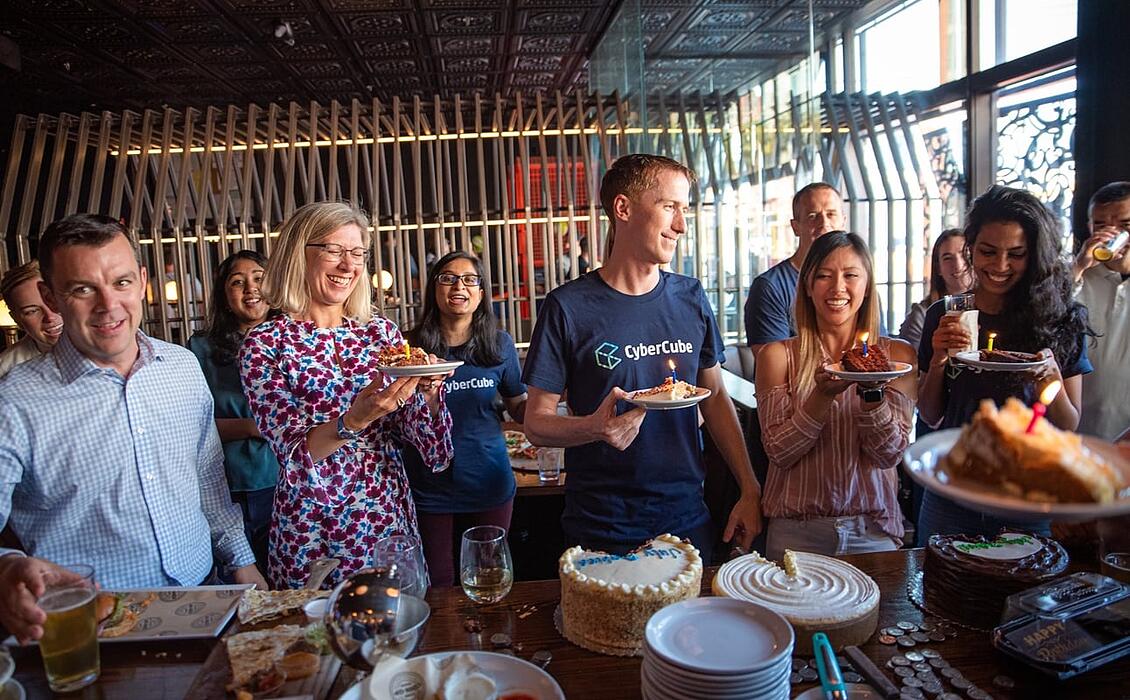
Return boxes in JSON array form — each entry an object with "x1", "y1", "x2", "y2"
[
  {"x1": 712, "y1": 550, "x2": 879, "y2": 653},
  {"x1": 558, "y1": 534, "x2": 702, "y2": 656}
]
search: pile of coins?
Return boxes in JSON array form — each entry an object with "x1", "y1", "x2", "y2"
[
  {"x1": 877, "y1": 619, "x2": 957, "y2": 647},
  {"x1": 886, "y1": 650, "x2": 1012, "y2": 699},
  {"x1": 485, "y1": 631, "x2": 552, "y2": 669},
  {"x1": 788, "y1": 655, "x2": 866, "y2": 686}
]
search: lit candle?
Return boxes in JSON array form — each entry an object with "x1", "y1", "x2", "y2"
[
  {"x1": 668, "y1": 359, "x2": 677, "y2": 383},
  {"x1": 987, "y1": 332, "x2": 997, "y2": 352},
  {"x1": 859, "y1": 331, "x2": 870, "y2": 357},
  {"x1": 1025, "y1": 380, "x2": 1062, "y2": 434},
  {"x1": 405, "y1": 341, "x2": 411, "y2": 360}
]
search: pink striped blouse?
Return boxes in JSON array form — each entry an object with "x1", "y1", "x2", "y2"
[{"x1": 757, "y1": 338, "x2": 912, "y2": 540}]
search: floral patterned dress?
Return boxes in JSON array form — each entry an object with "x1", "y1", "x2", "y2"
[{"x1": 240, "y1": 315, "x2": 453, "y2": 590}]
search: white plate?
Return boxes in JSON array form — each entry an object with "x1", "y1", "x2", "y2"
[
  {"x1": 953, "y1": 351, "x2": 1046, "y2": 372},
  {"x1": 626, "y1": 388, "x2": 712, "y2": 411},
  {"x1": 795, "y1": 683, "x2": 881, "y2": 699},
  {"x1": 367, "y1": 651, "x2": 564, "y2": 700},
  {"x1": 644, "y1": 653, "x2": 789, "y2": 692},
  {"x1": 377, "y1": 360, "x2": 464, "y2": 377},
  {"x1": 903, "y1": 429, "x2": 1130, "y2": 521},
  {"x1": 644, "y1": 598, "x2": 793, "y2": 675},
  {"x1": 826, "y1": 361, "x2": 914, "y2": 382}
]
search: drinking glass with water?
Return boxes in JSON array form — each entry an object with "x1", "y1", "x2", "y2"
[
  {"x1": 460, "y1": 525, "x2": 514, "y2": 604},
  {"x1": 38, "y1": 563, "x2": 100, "y2": 693},
  {"x1": 537, "y1": 447, "x2": 564, "y2": 483},
  {"x1": 943, "y1": 293, "x2": 978, "y2": 357}
]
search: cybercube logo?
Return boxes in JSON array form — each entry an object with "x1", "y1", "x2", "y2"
[{"x1": 594, "y1": 342, "x2": 622, "y2": 370}]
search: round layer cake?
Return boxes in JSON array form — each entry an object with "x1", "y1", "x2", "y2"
[
  {"x1": 924, "y1": 531, "x2": 1068, "y2": 628},
  {"x1": 711, "y1": 551, "x2": 879, "y2": 654},
  {"x1": 558, "y1": 534, "x2": 702, "y2": 656}
]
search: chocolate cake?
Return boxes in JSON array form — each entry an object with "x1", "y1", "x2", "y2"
[
  {"x1": 923, "y1": 532, "x2": 1067, "y2": 628},
  {"x1": 840, "y1": 344, "x2": 891, "y2": 372},
  {"x1": 979, "y1": 349, "x2": 1040, "y2": 363}
]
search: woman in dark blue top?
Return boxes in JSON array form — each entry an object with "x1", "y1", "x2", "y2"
[
  {"x1": 405, "y1": 251, "x2": 527, "y2": 586},
  {"x1": 917, "y1": 186, "x2": 1095, "y2": 543},
  {"x1": 187, "y1": 250, "x2": 280, "y2": 575}
]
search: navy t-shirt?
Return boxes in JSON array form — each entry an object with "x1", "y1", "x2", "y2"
[
  {"x1": 405, "y1": 331, "x2": 525, "y2": 513},
  {"x1": 744, "y1": 258, "x2": 886, "y2": 346},
  {"x1": 917, "y1": 300, "x2": 1093, "y2": 429},
  {"x1": 522, "y1": 271, "x2": 724, "y2": 550}
]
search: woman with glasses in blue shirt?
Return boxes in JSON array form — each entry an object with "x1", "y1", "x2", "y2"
[{"x1": 405, "y1": 251, "x2": 527, "y2": 586}]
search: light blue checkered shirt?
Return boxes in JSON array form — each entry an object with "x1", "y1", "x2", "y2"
[{"x1": 0, "y1": 332, "x2": 255, "y2": 588}]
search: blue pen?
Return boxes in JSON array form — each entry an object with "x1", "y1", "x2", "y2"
[{"x1": 813, "y1": 632, "x2": 848, "y2": 700}]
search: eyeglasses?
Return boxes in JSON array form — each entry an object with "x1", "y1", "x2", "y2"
[
  {"x1": 306, "y1": 243, "x2": 370, "y2": 263},
  {"x1": 436, "y1": 273, "x2": 482, "y2": 287}
]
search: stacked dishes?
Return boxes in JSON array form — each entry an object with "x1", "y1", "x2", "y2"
[{"x1": 641, "y1": 597, "x2": 794, "y2": 700}]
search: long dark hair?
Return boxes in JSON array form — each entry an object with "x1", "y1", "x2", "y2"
[
  {"x1": 927, "y1": 228, "x2": 966, "y2": 303},
  {"x1": 407, "y1": 251, "x2": 501, "y2": 366},
  {"x1": 964, "y1": 185, "x2": 1095, "y2": 365},
  {"x1": 203, "y1": 250, "x2": 271, "y2": 365}
]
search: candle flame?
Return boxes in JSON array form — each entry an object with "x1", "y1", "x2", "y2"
[
  {"x1": 668, "y1": 359, "x2": 676, "y2": 371},
  {"x1": 988, "y1": 332, "x2": 998, "y2": 340},
  {"x1": 1039, "y1": 380, "x2": 1062, "y2": 405},
  {"x1": 858, "y1": 331, "x2": 870, "y2": 344}
]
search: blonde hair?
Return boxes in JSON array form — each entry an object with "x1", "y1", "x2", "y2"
[
  {"x1": 793, "y1": 231, "x2": 880, "y2": 399},
  {"x1": 262, "y1": 202, "x2": 374, "y2": 322},
  {"x1": 600, "y1": 154, "x2": 697, "y2": 258},
  {"x1": 1, "y1": 260, "x2": 42, "y2": 307}
]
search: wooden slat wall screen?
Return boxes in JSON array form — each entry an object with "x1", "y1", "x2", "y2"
[{"x1": 0, "y1": 91, "x2": 751, "y2": 343}]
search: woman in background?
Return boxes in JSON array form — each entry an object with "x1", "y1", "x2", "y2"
[
  {"x1": 406, "y1": 251, "x2": 527, "y2": 586},
  {"x1": 756, "y1": 232, "x2": 916, "y2": 560},
  {"x1": 241, "y1": 202, "x2": 453, "y2": 590},
  {"x1": 188, "y1": 250, "x2": 278, "y2": 575},
  {"x1": 897, "y1": 228, "x2": 974, "y2": 350},
  {"x1": 917, "y1": 185, "x2": 1095, "y2": 542}
]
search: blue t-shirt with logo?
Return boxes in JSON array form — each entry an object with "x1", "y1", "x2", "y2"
[
  {"x1": 522, "y1": 271, "x2": 724, "y2": 550},
  {"x1": 404, "y1": 331, "x2": 526, "y2": 513}
]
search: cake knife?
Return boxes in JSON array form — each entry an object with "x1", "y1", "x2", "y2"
[{"x1": 843, "y1": 645, "x2": 900, "y2": 699}]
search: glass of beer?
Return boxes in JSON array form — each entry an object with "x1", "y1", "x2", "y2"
[
  {"x1": 38, "y1": 563, "x2": 100, "y2": 693},
  {"x1": 459, "y1": 526, "x2": 513, "y2": 605}
]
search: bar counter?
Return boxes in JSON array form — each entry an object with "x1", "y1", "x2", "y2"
[{"x1": 12, "y1": 549, "x2": 1129, "y2": 698}]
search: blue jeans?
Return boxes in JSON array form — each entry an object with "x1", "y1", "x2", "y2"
[
  {"x1": 233, "y1": 487, "x2": 274, "y2": 575},
  {"x1": 916, "y1": 492, "x2": 1050, "y2": 547}
]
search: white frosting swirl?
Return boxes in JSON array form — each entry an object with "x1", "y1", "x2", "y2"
[{"x1": 712, "y1": 551, "x2": 879, "y2": 625}]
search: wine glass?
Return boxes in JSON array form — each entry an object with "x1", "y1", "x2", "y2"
[
  {"x1": 460, "y1": 525, "x2": 514, "y2": 604},
  {"x1": 373, "y1": 534, "x2": 429, "y2": 598}
]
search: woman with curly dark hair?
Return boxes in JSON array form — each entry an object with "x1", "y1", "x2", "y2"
[
  {"x1": 916, "y1": 185, "x2": 1096, "y2": 542},
  {"x1": 188, "y1": 250, "x2": 279, "y2": 574},
  {"x1": 404, "y1": 251, "x2": 527, "y2": 586}
]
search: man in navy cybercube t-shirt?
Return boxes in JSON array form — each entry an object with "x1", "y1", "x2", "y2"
[{"x1": 522, "y1": 154, "x2": 763, "y2": 563}]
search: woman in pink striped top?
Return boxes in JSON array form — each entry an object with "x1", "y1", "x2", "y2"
[{"x1": 754, "y1": 232, "x2": 916, "y2": 560}]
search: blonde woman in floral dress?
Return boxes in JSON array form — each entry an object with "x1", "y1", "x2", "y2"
[{"x1": 240, "y1": 202, "x2": 453, "y2": 590}]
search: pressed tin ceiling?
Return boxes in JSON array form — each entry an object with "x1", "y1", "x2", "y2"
[{"x1": 0, "y1": 0, "x2": 866, "y2": 115}]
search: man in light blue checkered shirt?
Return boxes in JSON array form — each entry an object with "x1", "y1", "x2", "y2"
[{"x1": 0, "y1": 214, "x2": 266, "y2": 643}]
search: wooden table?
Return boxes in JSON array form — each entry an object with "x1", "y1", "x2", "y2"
[{"x1": 14, "y1": 551, "x2": 1130, "y2": 698}]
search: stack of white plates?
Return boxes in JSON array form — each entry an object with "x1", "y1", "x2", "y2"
[{"x1": 641, "y1": 597, "x2": 794, "y2": 700}]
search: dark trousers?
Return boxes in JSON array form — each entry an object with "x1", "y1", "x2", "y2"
[
  {"x1": 233, "y1": 487, "x2": 274, "y2": 576},
  {"x1": 417, "y1": 499, "x2": 515, "y2": 587}
]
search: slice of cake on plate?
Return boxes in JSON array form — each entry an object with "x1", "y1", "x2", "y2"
[
  {"x1": 377, "y1": 344, "x2": 430, "y2": 367},
  {"x1": 632, "y1": 377, "x2": 700, "y2": 400},
  {"x1": 558, "y1": 534, "x2": 702, "y2": 656},
  {"x1": 943, "y1": 398, "x2": 1125, "y2": 503},
  {"x1": 840, "y1": 344, "x2": 892, "y2": 373}
]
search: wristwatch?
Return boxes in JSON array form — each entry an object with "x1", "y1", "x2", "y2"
[
  {"x1": 336, "y1": 414, "x2": 363, "y2": 440},
  {"x1": 857, "y1": 385, "x2": 885, "y2": 403}
]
